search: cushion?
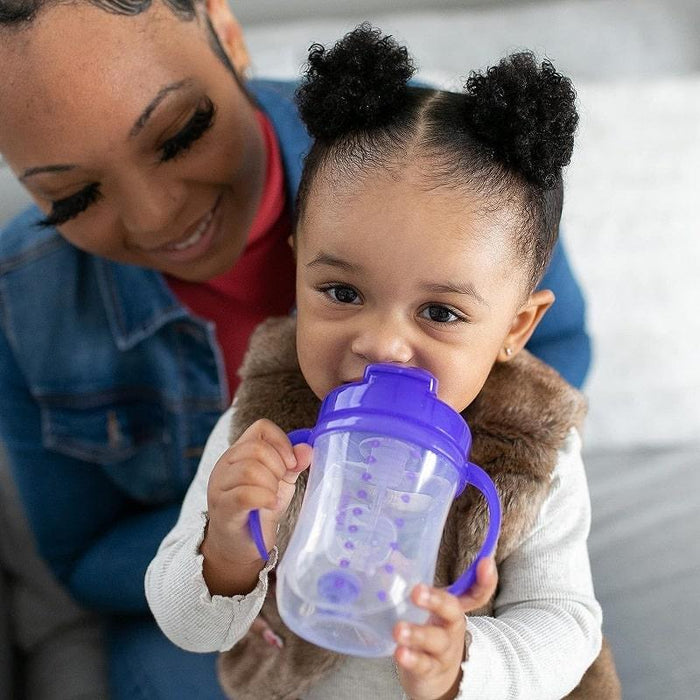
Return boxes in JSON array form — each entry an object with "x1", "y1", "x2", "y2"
[{"x1": 586, "y1": 443, "x2": 700, "y2": 699}]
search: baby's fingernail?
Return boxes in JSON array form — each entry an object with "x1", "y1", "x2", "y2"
[
  {"x1": 398, "y1": 624, "x2": 410, "y2": 643},
  {"x1": 417, "y1": 586, "x2": 430, "y2": 604},
  {"x1": 262, "y1": 629, "x2": 284, "y2": 649}
]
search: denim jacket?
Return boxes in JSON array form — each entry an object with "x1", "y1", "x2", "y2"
[{"x1": 0, "y1": 80, "x2": 590, "y2": 614}]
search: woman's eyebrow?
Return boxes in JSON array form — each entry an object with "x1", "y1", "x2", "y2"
[
  {"x1": 20, "y1": 163, "x2": 76, "y2": 181},
  {"x1": 20, "y1": 79, "x2": 194, "y2": 181},
  {"x1": 129, "y1": 78, "x2": 193, "y2": 137}
]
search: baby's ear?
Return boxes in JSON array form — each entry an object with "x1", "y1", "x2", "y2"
[{"x1": 497, "y1": 289, "x2": 554, "y2": 362}]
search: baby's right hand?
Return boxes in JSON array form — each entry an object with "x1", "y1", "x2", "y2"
[{"x1": 201, "y1": 419, "x2": 311, "y2": 596}]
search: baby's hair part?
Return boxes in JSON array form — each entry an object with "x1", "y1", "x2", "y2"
[{"x1": 294, "y1": 24, "x2": 578, "y2": 289}]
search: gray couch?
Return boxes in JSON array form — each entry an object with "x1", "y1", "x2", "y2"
[
  {"x1": 0, "y1": 447, "x2": 108, "y2": 699},
  {"x1": 1, "y1": 1, "x2": 699, "y2": 698}
]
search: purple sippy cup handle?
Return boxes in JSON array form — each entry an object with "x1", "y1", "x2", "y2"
[
  {"x1": 247, "y1": 428, "x2": 312, "y2": 562},
  {"x1": 446, "y1": 463, "x2": 502, "y2": 597}
]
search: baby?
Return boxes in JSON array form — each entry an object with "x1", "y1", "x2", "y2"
[{"x1": 147, "y1": 24, "x2": 619, "y2": 700}]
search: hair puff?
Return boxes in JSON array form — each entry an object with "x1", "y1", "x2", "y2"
[
  {"x1": 295, "y1": 23, "x2": 415, "y2": 139},
  {"x1": 464, "y1": 52, "x2": 578, "y2": 189}
]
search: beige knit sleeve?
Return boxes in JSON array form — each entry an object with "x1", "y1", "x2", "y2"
[
  {"x1": 145, "y1": 408, "x2": 277, "y2": 653},
  {"x1": 458, "y1": 429, "x2": 602, "y2": 699}
]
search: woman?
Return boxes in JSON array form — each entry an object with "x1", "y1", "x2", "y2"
[{"x1": 0, "y1": 0, "x2": 590, "y2": 696}]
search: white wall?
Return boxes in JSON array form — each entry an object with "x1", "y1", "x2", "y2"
[
  {"x1": 242, "y1": 0, "x2": 700, "y2": 84},
  {"x1": 230, "y1": 0, "x2": 512, "y2": 25}
]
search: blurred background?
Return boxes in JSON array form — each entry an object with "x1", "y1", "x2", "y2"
[
  {"x1": 236, "y1": 0, "x2": 700, "y2": 81},
  {"x1": 1, "y1": 0, "x2": 698, "y2": 698}
]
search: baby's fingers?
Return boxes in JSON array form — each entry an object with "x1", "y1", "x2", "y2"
[
  {"x1": 456, "y1": 556, "x2": 498, "y2": 612},
  {"x1": 394, "y1": 644, "x2": 441, "y2": 676},
  {"x1": 227, "y1": 484, "x2": 278, "y2": 513},
  {"x1": 394, "y1": 621, "x2": 451, "y2": 658},
  {"x1": 291, "y1": 442, "x2": 313, "y2": 478},
  {"x1": 410, "y1": 584, "x2": 465, "y2": 626},
  {"x1": 237, "y1": 419, "x2": 299, "y2": 472}
]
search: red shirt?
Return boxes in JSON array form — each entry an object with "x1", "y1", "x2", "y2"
[{"x1": 167, "y1": 112, "x2": 296, "y2": 400}]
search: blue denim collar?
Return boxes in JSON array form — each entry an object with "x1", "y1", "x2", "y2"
[
  {"x1": 94, "y1": 259, "x2": 187, "y2": 351},
  {"x1": 91, "y1": 80, "x2": 309, "y2": 351}
]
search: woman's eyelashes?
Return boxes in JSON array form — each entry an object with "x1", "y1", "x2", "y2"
[
  {"x1": 159, "y1": 98, "x2": 216, "y2": 163},
  {"x1": 37, "y1": 98, "x2": 217, "y2": 228},
  {"x1": 38, "y1": 182, "x2": 102, "y2": 228}
]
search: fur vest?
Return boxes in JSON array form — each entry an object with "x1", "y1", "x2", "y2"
[{"x1": 217, "y1": 317, "x2": 620, "y2": 700}]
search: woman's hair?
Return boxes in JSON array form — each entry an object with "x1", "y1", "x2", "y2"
[
  {"x1": 0, "y1": 0, "x2": 197, "y2": 25},
  {"x1": 295, "y1": 24, "x2": 578, "y2": 289},
  {"x1": 0, "y1": 0, "x2": 244, "y2": 101}
]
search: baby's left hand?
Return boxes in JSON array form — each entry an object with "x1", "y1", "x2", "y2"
[{"x1": 394, "y1": 557, "x2": 497, "y2": 700}]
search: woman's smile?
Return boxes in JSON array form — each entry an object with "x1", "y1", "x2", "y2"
[
  {"x1": 143, "y1": 193, "x2": 223, "y2": 263},
  {"x1": 0, "y1": 1, "x2": 265, "y2": 283}
]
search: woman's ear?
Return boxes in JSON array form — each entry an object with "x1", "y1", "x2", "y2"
[
  {"x1": 204, "y1": 0, "x2": 251, "y2": 76},
  {"x1": 498, "y1": 289, "x2": 555, "y2": 362}
]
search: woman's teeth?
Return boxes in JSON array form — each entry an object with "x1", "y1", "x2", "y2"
[{"x1": 168, "y1": 209, "x2": 214, "y2": 251}]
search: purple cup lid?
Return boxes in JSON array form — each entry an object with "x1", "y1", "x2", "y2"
[{"x1": 311, "y1": 364, "x2": 472, "y2": 490}]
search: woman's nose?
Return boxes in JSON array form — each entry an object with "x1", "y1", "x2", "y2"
[
  {"x1": 118, "y1": 173, "x2": 187, "y2": 240},
  {"x1": 351, "y1": 317, "x2": 413, "y2": 365}
]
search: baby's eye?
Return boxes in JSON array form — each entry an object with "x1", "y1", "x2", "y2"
[
  {"x1": 420, "y1": 304, "x2": 464, "y2": 324},
  {"x1": 323, "y1": 285, "x2": 361, "y2": 305}
]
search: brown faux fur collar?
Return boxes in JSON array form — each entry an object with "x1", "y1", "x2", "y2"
[{"x1": 217, "y1": 317, "x2": 620, "y2": 699}]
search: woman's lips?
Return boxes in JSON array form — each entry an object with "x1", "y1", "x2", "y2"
[
  {"x1": 151, "y1": 196, "x2": 222, "y2": 263},
  {"x1": 164, "y1": 207, "x2": 216, "y2": 251}
]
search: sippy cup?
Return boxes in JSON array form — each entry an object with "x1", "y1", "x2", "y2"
[{"x1": 247, "y1": 364, "x2": 501, "y2": 657}]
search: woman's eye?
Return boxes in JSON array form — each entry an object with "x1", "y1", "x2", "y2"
[
  {"x1": 37, "y1": 183, "x2": 102, "y2": 228},
  {"x1": 420, "y1": 305, "x2": 464, "y2": 324},
  {"x1": 324, "y1": 285, "x2": 361, "y2": 305},
  {"x1": 160, "y1": 98, "x2": 216, "y2": 163}
]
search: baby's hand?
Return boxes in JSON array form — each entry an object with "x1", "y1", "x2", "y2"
[
  {"x1": 201, "y1": 419, "x2": 311, "y2": 596},
  {"x1": 394, "y1": 557, "x2": 497, "y2": 700}
]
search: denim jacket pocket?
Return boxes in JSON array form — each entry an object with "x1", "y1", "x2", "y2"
[
  {"x1": 38, "y1": 395, "x2": 180, "y2": 502},
  {"x1": 40, "y1": 396, "x2": 165, "y2": 464}
]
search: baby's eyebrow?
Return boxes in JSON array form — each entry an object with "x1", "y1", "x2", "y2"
[
  {"x1": 306, "y1": 252, "x2": 361, "y2": 273},
  {"x1": 422, "y1": 281, "x2": 489, "y2": 307}
]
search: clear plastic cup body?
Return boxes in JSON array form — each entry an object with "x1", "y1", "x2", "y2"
[{"x1": 276, "y1": 430, "x2": 460, "y2": 657}]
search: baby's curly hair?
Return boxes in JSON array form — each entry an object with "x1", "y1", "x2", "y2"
[{"x1": 295, "y1": 24, "x2": 578, "y2": 289}]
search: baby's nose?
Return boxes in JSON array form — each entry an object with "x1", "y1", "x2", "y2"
[{"x1": 350, "y1": 319, "x2": 413, "y2": 364}]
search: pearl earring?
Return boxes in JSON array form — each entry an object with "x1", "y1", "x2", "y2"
[{"x1": 504, "y1": 347, "x2": 513, "y2": 357}]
